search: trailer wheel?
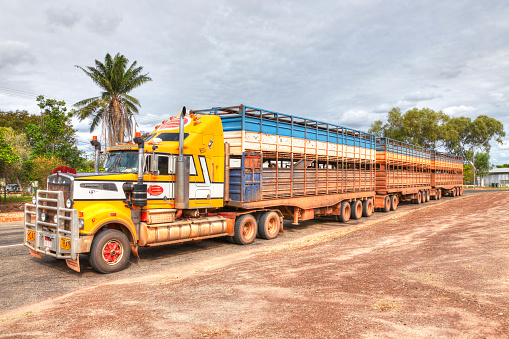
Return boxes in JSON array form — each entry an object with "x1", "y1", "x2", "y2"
[
  {"x1": 89, "y1": 229, "x2": 131, "y2": 274},
  {"x1": 258, "y1": 211, "x2": 280, "y2": 240},
  {"x1": 382, "y1": 196, "x2": 390, "y2": 212},
  {"x1": 459, "y1": 187, "x2": 463, "y2": 196},
  {"x1": 338, "y1": 201, "x2": 351, "y2": 222},
  {"x1": 390, "y1": 195, "x2": 398, "y2": 211},
  {"x1": 362, "y1": 199, "x2": 373, "y2": 217},
  {"x1": 424, "y1": 190, "x2": 429, "y2": 202},
  {"x1": 253, "y1": 211, "x2": 263, "y2": 238},
  {"x1": 416, "y1": 191, "x2": 422, "y2": 204},
  {"x1": 451, "y1": 188, "x2": 456, "y2": 197},
  {"x1": 437, "y1": 189, "x2": 442, "y2": 200},
  {"x1": 351, "y1": 200, "x2": 362, "y2": 220},
  {"x1": 233, "y1": 214, "x2": 257, "y2": 245}
]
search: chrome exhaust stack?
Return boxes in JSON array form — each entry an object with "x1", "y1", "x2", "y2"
[
  {"x1": 132, "y1": 132, "x2": 147, "y2": 207},
  {"x1": 175, "y1": 107, "x2": 190, "y2": 209},
  {"x1": 90, "y1": 136, "x2": 101, "y2": 173}
]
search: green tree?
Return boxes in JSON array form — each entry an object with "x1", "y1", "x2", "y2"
[
  {"x1": 0, "y1": 110, "x2": 39, "y2": 131},
  {"x1": 463, "y1": 164, "x2": 473, "y2": 184},
  {"x1": 0, "y1": 128, "x2": 20, "y2": 183},
  {"x1": 25, "y1": 96, "x2": 84, "y2": 169},
  {"x1": 0, "y1": 127, "x2": 31, "y2": 190},
  {"x1": 369, "y1": 107, "x2": 450, "y2": 148},
  {"x1": 23, "y1": 156, "x2": 67, "y2": 189},
  {"x1": 474, "y1": 152, "x2": 492, "y2": 184},
  {"x1": 74, "y1": 53, "x2": 152, "y2": 147},
  {"x1": 445, "y1": 115, "x2": 505, "y2": 186}
]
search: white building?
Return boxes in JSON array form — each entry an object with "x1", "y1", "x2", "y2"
[{"x1": 484, "y1": 168, "x2": 509, "y2": 187}]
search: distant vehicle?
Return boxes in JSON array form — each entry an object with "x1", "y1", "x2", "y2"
[{"x1": 6, "y1": 184, "x2": 20, "y2": 193}]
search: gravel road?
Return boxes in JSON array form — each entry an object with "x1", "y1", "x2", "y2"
[{"x1": 1, "y1": 192, "x2": 508, "y2": 338}]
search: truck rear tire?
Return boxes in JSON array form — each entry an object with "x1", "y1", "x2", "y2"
[
  {"x1": 390, "y1": 195, "x2": 398, "y2": 211},
  {"x1": 258, "y1": 211, "x2": 280, "y2": 240},
  {"x1": 437, "y1": 189, "x2": 442, "y2": 200},
  {"x1": 382, "y1": 196, "x2": 390, "y2": 212},
  {"x1": 351, "y1": 200, "x2": 362, "y2": 220},
  {"x1": 416, "y1": 191, "x2": 422, "y2": 204},
  {"x1": 362, "y1": 199, "x2": 373, "y2": 217},
  {"x1": 338, "y1": 201, "x2": 351, "y2": 222},
  {"x1": 89, "y1": 229, "x2": 131, "y2": 274},
  {"x1": 233, "y1": 214, "x2": 257, "y2": 245}
]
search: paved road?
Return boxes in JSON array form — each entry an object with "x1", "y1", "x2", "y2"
[{"x1": 0, "y1": 190, "x2": 491, "y2": 313}]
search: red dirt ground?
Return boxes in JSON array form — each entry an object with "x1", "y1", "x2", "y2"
[{"x1": 1, "y1": 192, "x2": 508, "y2": 338}]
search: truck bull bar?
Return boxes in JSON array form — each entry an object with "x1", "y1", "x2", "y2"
[{"x1": 24, "y1": 190, "x2": 79, "y2": 260}]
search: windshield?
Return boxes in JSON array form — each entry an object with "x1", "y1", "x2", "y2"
[{"x1": 104, "y1": 151, "x2": 139, "y2": 173}]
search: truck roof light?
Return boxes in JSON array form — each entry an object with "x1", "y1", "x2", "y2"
[{"x1": 135, "y1": 132, "x2": 141, "y2": 137}]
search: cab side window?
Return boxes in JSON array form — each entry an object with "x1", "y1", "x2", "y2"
[{"x1": 158, "y1": 156, "x2": 169, "y2": 175}]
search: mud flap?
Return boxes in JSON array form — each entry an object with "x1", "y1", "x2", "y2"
[
  {"x1": 131, "y1": 244, "x2": 140, "y2": 259},
  {"x1": 29, "y1": 248, "x2": 41, "y2": 259},
  {"x1": 66, "y1": 256, "x2": 80, "y2": 272}
]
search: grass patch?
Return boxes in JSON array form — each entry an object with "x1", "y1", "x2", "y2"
[
  {"x1": 371, "y1": 299, "x2": 400, "y2": 311},
  {"x1": 152, "y1": 275, "x2": 180, "y2": 285},
  {"x1": 199, "y1": 327, "x2": 233, "y2": 337},
  {"x1": 0, "y1": 195, "x2": 32, "y2": 204},
  {"x1": 21, "y1": 311, "x2": 36, "y2": 318}
]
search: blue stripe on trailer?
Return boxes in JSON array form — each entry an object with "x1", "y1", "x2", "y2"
[{"x1": 194, "y1": 105, "x2": 377, "y2": 150}]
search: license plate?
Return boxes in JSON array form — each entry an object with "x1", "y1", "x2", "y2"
[
  {"x1": 27, "y1": 230, "x2": 35, "y2": 242},
  {"x1": 44, "y1": 236, "x2": 52, "y2": 248},
  {"x1": 60, "y1": 238, "x2": 71, "y2": 251}
]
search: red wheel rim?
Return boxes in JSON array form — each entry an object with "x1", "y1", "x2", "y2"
[
  {"x1": 267, "y1": 216, "x2": 278, "y2": 236},
  {"x1": 242, "y1": 220, "x2": 255, "y2": 240},
  {"x1": 102, "y1": 240, "x2": 123, "y2": 265}
]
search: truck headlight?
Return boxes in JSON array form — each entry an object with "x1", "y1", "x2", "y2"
[
  {"x1": 40, "y1": 212, "x2": 47, "y2": 222},
  {"x1": 32, "y1": 196, "x2": 37, "y2": 204},
  {"x1": 66, "y1": 199, "x2": 73, "y2": 208},
  {"x1": 53, "y1": 215, "x2": 58, "y2": 223},
  {"x1": 79, "y1": 219, "x2": 85, "y2": 229}
]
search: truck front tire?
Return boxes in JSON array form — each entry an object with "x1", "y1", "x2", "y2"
[{"x1": 89, "y1": 229, "x2": 131, "y2": 274}]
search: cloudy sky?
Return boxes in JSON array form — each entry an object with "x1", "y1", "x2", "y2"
[{"x1": 1, "y1": 0, "x2": 508, "y2": 163}]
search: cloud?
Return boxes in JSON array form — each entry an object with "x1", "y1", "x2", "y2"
[
  {"x1": 402, "y1": 91, "x2": 441, "y2": 102},
  {"x1": 439, "y1": 69, "x2": 463, "y2": 79},
  {"x1": 46, "y1": 7, "x2": 81, "y2": 29},
  {"x1": 331, "y1": 109, "x2": 380, "y2": 131},
  {"x1": 0, "y1": 41, "x2": 36, "y2": 69},
  {"x1": 84, "y1": 9, "x2": 122, "y2": 35},
  {"x1": 443, "y1": 105, "x2": 477, "y2": 116},
  {"x1": 495, "y1": 140, "x2": 509, "y2": 150}
]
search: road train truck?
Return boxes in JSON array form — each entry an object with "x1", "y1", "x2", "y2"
[{"x1": 24, "y1": 105, "x2": 378, "y2": 273}]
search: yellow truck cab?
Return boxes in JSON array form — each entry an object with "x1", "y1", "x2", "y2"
[{"x1": 25, "y1": 109, "x2": 231, "y2": 273}]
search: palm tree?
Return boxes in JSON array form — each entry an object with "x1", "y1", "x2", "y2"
[{"x1": 74, "y1": 53, "x2": 152, "y2": 146}]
